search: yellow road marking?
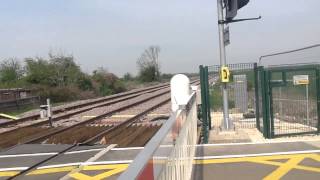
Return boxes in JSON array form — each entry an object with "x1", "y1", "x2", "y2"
[
  {"x1": 1, "y1": 153, "x2": 319, "y2": 179},
  {"x1": 194, "y1": 153, "x2": 320, "y2": 164},
  {"x1": 70, "y1": 164, "x2": 128, "y2": 180},
  {"x1": 251, "y1": 160, "x2": 320, "y2": 173},
  {"x1": 263, "y1": 156, "x2": 305, "y2": 180},
  {"x1": 82, "y1": 164, "x2": 129, "y2": 171},
  {"x1": 0, "y1": 171, "x2": 20, "y2": 177},
  {"x1": 195, "y1": 153, "x2": 320, "y2": 180},
  {"x1": 0, "y1": 113, "x2": 18, "y2": 120},
  {"x1": 27, "y1": 166, "x2": 77, "y2": 175}
]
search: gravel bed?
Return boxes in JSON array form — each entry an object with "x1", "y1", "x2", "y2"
[
  {"x1": 95, "y1": 101, "x2": 171, "y2": 126},
  {"x1": 17, "y1": 83, "x2": 167, "y2": 118},
  {"x1": 0, "y1": 87, "x2": 169, "y2": 133},
  {"x1": 51, "y1": 88, "x2": 170, "y2": 127}
]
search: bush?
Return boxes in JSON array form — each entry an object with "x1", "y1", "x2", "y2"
[
  {"x1": 36, "y1": 85, "x2": 97, "y2": 103},
  {"x1": 77, "y1": 74, "x2": 93, "y2": 91},
  {"x1": 0, "y1": 58, "x2": 23, "y2": 83},
  {"x1": 123, "y1": 73, "x2": 134, "y2": 81}
]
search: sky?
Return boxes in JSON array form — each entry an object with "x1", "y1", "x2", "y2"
[{"x1": 0, "y1": 0, "x2": 319, "y2": 76}]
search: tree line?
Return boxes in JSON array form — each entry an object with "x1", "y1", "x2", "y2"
[{"x1": 0, "y1": 46, "x2": 171, "y2": 103}]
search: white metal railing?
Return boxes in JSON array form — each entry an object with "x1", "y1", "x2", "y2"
[{"x1": 118, "y1": 92, "x2": 198, "y2": 180}]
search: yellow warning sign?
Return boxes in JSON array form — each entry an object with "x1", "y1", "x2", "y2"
[
  {"x1": 293, "y1": 75, "x2": 309, "y2": 85},
  {"x1": 220, "y1": 66, "x2": 230, "y2": 83}
]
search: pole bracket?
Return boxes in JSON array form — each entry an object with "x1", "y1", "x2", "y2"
[{"x1": 218, "y1": 16, "x2": 261, "y2": 24}]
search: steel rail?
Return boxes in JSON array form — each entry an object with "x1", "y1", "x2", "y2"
[
  {"x1": 12, "y1": 89, "x2": 171, "y2": 147},
  {"x1": 83, "y1": 80, "x2": 200, "y2": 145},
  {"x1": 0, "y1": 83, "x2": 169, "y2": 128},
  {"x1": 8, "y1": 79, "x2": 200, "y2": 179},
  {"x1": 82, "y1": 98, "x2": 171, "y2": 145},
  {"x1": 1, "y1": 80, "x2": 199, "y2": 150},
  {"x1": 0, "y1": 86, "x2": 168, "y2": 135}
]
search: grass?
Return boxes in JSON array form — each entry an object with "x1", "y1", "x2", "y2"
[{"x1": 4, "y1": 105, "x2": 39, "y2": 117}]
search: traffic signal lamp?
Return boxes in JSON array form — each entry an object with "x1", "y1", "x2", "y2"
[{"x1": 225, "y1": 0, "x2": 250, "y2": 21}]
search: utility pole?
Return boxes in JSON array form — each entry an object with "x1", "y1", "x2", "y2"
[
  {"x1": 215, "y1": 0, "x2": 257, "y2": 130},
  {"x1": 217, "y1": 0, "x2": 231, "y2": 130}
]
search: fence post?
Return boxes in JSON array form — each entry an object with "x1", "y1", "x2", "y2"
[
  {"x1": 200, "y1": 65, "x2": 208, "y2": 143},
  {"x1": 254, "y1": 63, "x2": 260, "y2": 130},
  {"x1": 261, "y1": 68, "x2": 271, "y2": 138},
  {"x1": 316, "y1": 68, "x2": 320, "y2": 134},
  {"x1": 205, "y1": 66, "x2": 212, "y2": 130},
  {"x1": 268, "y1": 71, "x2": 275, "y2": 138}
]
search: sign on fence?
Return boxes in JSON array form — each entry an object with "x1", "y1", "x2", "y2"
[{"x1": 293, "y1": 75, "x2": 309, "y2": 85}]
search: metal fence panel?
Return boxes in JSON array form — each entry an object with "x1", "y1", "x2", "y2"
[
  {"x1": 268, "y1": 66, "x2": 320, "y2": 137},
  {"x1": 119, "y1": 93, "x2": 197, "y2": 180},
  {"x1": 207, "y1": 63, "x2": 258, "y2": 129}
]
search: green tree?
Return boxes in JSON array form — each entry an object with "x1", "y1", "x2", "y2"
[
  {"x1": 24, "y1": 57, "x2": 56, "y2": 86},
  {"x1": 24, "y1": 53, "x2": 82, "y2": 87},
  {"x1": 0, "y1": 58, "x2": 23, "y2": 83},
  {"x1": 49, "y1": 53, "x2": 82, "y2": 86},
  {"x1": 137, "y1": 46, "x2": 161, "y2": 82},
  {"x1": 77, "y1": 74, "x2": 93, "y2": 91},
  {"x1": 92, "y1": 67, "x2": 125, "y2": 96},
  {"x1": 123, "y1": 72, "x2": 134, "y2": 81}
]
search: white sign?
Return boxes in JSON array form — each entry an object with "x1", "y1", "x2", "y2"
[{"x1": 293, "y1": 75, "x2": 309, "y2": 85}]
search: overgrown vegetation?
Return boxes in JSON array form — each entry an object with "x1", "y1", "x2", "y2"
[
  {"x1": 0, "y1": 46, "x2": 180, "y2": 105},
  {"x1": 0, "y1": 53, "x2": 126, "y2": 103}
]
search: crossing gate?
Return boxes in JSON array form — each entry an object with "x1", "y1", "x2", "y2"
[
  {"x1": 200, "y1": 63, "x2": 320, "y2": 140},
  {"x1": 260, "y1": 64, "x2": 320, "y2": 138}
]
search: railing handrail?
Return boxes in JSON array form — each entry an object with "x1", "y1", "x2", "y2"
[{"x1": 118, "y1": 92, "x2": 196, "y2": 180}]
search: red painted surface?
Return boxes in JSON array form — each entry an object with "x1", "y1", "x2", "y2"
[{"x1": 138, "y1": 159, "x2": 154, "y2": 180}]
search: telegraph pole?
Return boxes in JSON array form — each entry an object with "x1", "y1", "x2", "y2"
[{"x1": 217, "y1": 0, "x2": 231, "y2": 130}]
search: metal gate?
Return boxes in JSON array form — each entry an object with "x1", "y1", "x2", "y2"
[
  {"x1": 265, "y1": 65, "x2": 320, "y2": 137},
  {"x1": 200, "y1": 63, "x2": 320, "y2": 140}
]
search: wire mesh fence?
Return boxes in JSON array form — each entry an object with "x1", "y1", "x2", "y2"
[
  {"x1": 207, "y1": 63, "x2": 258, "y2": 129},
  {"x1": 268, "y1": 66, "x2": 319, "y2": 137},
  {"x1": 200, "y1": 62, "x2": 319, "y2": 139}
]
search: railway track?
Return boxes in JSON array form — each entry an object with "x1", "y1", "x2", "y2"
[
  {"x1": 0, "y1": 80, "x2": 199, "y2": 151},
  {"x1": 0, "y1": 88, "x2": 171, "y2": 150},
  {"x1": 0, "y1": 83, "x2": 169, "y2": 135},
  {"x1": 5, "y1": 80, "x2": 199, "y2": 179}
]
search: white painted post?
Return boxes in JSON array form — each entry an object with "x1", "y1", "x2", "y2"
[
  {"x1": 170, "y1": 74, "x2": 190, "y2": 111},
  {"x1": 47, "y1": 98, "x2": 53, "y2": 127}
]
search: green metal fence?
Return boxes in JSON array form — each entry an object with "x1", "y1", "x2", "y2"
[
  {"x1": 265, "y1": 64, "x2": 320, "y2": 137},
  {"x1": 199, "y1": 65, "x2": 211, "y2": 143},
  {"x1": 206, "y1": 63, "x2": 259, "y2": 130},
  {"x1": 200, "y1": 63, "x2": 320, "y2": 139}
]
